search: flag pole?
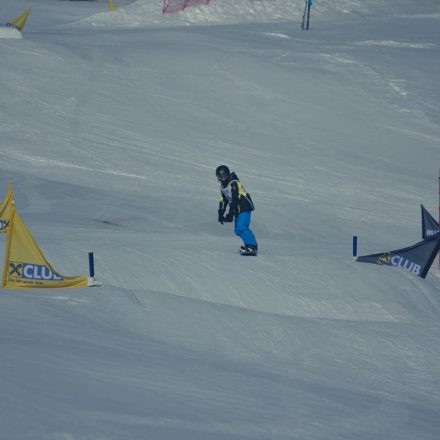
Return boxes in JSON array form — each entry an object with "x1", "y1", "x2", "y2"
[
  {"x1": 306, "y1": 0, "x2": 311, "y2": 30},
  {"x1": 88, "y1": 252, "x2": 95, "y2": 278}
]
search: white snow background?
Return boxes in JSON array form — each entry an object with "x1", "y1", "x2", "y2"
[{"x1": 1, "y1": 0, "x2": 440, "y2": 438}]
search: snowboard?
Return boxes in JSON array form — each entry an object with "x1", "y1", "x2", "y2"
[{"x1": 239, "y1": 247, "x2": 257, "y2": 256}]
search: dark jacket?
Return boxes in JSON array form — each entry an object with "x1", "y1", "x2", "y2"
[{"x1": 219, "y1": 172, "x2": 255, "y2": 216}]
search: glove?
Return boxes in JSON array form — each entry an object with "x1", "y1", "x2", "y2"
[
  {"x1": 224, "y1": 211, "x2": 234, "y2": 223},
  {"x1": 218, "y1": 209, "x2": 225, "y2": 224}
]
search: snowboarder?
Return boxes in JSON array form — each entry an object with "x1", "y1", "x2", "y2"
[{"x1": 216, "y1": 165, "x2": 258, "y2": 256}]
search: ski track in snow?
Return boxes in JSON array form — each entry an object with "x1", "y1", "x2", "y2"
[{"x1": 355, "y1": 40, "x2": 436, "y2": 49}]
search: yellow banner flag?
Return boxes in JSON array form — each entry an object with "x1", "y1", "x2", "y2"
[
  {"x1": 0, "y1": 181, "x2": 14, "y2": 234},
  {"x1": 7, "y1": 8, "x2": 31, "y2": 32},
  {"x1": 108, "y1": 0, "x2": 117, "y2": 12},
  {"x1": 2, "y1": 203, "x2": 94, "y2": 289}
]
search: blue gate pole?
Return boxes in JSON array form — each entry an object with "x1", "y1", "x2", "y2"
[
  {"x1": 306, "y1": 2, "x2": 311, "y2": 30},
  {"x1": 352, "y1": 236, "x2": 358, "y2": 257},
  {"x1": 306, "y1": 0, "x2": 312, "y2": 30},
  {"x1": 301, "y1": 0, "x2": 307, "y2": 29},
  {"x1": 88, "y1": 252, "x2": 95, "y2": 278}
]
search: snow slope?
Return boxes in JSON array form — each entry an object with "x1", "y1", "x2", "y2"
[
  {"x1": 76, "y1": 0, "x2": 440, "y2": 27},
  {"x1": 1, "y1": 0, "x2": 440, "y2": 439}
]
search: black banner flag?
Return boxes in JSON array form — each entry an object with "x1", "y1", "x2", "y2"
[
  {"x1": 355, "y1": 233, "x2": 440, "y2": 279},
  {"x1": 421, "y1": 204, "x2": 439, "y2": 239}
]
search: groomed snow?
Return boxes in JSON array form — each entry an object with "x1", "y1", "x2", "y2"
[
  {"x1": 1, "y1": 0, "x2": 440, "y2": 439},
  {"x1": 74, "y1": 0, "x2": 440, "y2": 27}
]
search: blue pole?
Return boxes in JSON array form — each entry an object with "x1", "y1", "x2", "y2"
[
  {"x1": 301, "y1": 0, "x2": 307, "y2": 29},
  {"x1": 352, "y1": 236, "x2": 358, "y2": 257},
  {"x1": 306, "y1": 0, "x2": 312, "y2": 30},
  {"x1": 88, "y1": 252, "x2": 95, "y2": 278}
]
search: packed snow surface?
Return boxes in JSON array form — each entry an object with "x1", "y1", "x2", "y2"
[{"x1": 1, "y1": 0, "x2": 440, "y2": 439}]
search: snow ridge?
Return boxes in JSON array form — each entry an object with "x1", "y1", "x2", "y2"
[{"x1": 76, "y1": 0, "x2": 440, "y2": 28}]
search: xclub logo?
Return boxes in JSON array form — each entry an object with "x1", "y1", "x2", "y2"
[
  {"x1": 0, "y1": 220, "x2": 9, "y2": 231},
  {"x1": 377, "y1": 253, "x2": 420, "y2": 275},
  {"x1": 378, "y1": 252, "x2": 392, "y2": 264},
  {"x1": 8, "y1": 262, "x2": 63, "y2": 281},
  {"x1": 426, "y1": 229, "x2": 439, "y2": 237}
]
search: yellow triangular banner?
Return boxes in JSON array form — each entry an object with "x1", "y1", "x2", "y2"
[
  {"x1": 8, "y1": 8, "x2": 31, "y2": 32},
  {"x1": 0, "y1": 181, "x2": 14, "y2": 234},
  {"x1": 108, "y1": 0, "x2": 117, "y2": 12},
  {"x1": 2, "y1": 203, "x2": 92, "y2": 288}
]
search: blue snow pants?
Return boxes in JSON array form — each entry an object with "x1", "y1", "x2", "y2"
[{"x1": 234, "y1": 211, "x2": 257, "y2": 247}]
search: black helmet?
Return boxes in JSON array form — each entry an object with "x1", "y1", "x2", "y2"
[{"x1": 215, "y1": 165, "x2": 230, "y2": 183}]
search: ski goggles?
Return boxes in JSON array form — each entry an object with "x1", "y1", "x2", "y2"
[{"x1": 217, "y1": 172, "x2": 229, "y2": 182}]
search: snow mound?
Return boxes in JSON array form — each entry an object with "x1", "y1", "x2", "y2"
[
  {"x1": 75, "y1": 0, "x2": 440, "y2": 28},
  {"x1": 0, "y1": 25, "x2": 22, "y2": 38}
]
